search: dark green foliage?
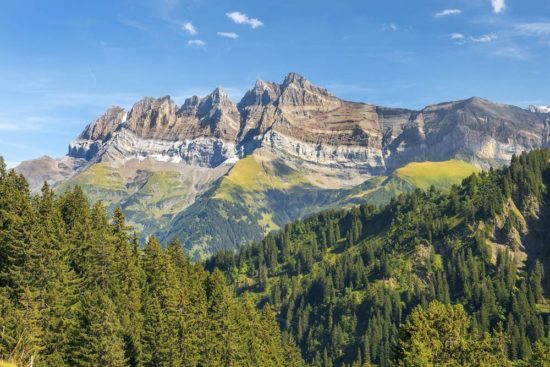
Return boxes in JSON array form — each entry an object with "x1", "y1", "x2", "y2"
[
  {"x1": 0, "y1": 165, "x2": 303, "y2": 366},
  {"x1": 209, "y1": 149, "x2": 550, "y2": 366}
]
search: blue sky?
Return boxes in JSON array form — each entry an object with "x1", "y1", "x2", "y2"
[{"x1": 1, "y1": 0, "x2": 550, "y2": 166}]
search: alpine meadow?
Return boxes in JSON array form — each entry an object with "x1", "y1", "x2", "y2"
[{"x1": 2, "y1": 0, "x2": 550, "y2": 366}]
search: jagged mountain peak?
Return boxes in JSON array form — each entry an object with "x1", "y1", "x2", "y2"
[
  {"x1": 278, "y1": 72, "x2": 336, "y2": 107},
  {"x1": 239, "y1": 79, "x2": 280, "y2": 108},
  {"x1": 239, "y1": 73, "x2": 336, "y2": 109},
  {"x1": 196, "y1": 87, "x2": 240, "y2": 132},
  {"x1": 123, "y1": 95, "x2": 179, "y2": 139},
  {"x1": 201, "y1": 86, "x2": 235, "y2": 107},
  {"x1": 182, "y1": 88, "x2": 235, "y2": 112},
  {"x1": 181, "y1": 95, "x2": 201, "y2": 110},
  {"x1": 282, "y1": 72, "x2": 308, "y2": 86},
  {"x1": 78, "y1": 105, "x2": 126, "y2": 141},
  {"x1": 131, "y1": 95, "x2": 175, "y2": 111},
  {"x1": 210, "y1": 86, "x2": 228, "y2": 98}
]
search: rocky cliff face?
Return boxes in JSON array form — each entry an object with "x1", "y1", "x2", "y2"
[
  {"x1": 56, "y1": 73, "x2": 550, "y2": 181},
  {"x1": 67, "y1": 88, "x2": 242, "y2": 168}
]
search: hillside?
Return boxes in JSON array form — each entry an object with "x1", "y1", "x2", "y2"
[
  {"x1": 208, "y1": 149, "x2": 550, "y2": 366},
  {"x1": 165, "y1": 157, "x2": 479, "y2": 259}
]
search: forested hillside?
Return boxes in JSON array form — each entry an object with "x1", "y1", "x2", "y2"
[
  {"x1": 0, "y1": 157, "x2": 302, "y2": 367},
  {"x1": 208, "y1": 149, "x2": 550, "y2": 366}
]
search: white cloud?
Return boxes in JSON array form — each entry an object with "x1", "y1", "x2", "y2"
[
  {"x1": 226, "y1": 11, "x2": 263, "y2": 29},
  {"x1": 183, "y1": 22, "x2": 198, "y2": 35},
  {"x1": 382, "y1": 23, "x2": 398, "y2": 32},
  {"x1": 435, "y1": 9, "x2": 462, "y2": 18},
  {"x1": 451, "y1": 33, "x2": 465, "y2": 40},
  {"x1": 491, "y1": 0, "x2": 506, "y2": 14},
  {"x1": 217, "y1": 32, "x2": 239, "y2": 39},
  {"x1": 187, "y1": 39, "x2": 206, "y2": 47},
  {"x1": 470, "y1": 33, "x2": 498, "y2": 43}
]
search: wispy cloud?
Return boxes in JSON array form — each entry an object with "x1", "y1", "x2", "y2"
[
  {"x1": 490, "y1": 45, "x2": 530, "y2": 60},
  {"x1": 382, "y1": 23, "x2": 398, "y2": 32},
  {"x1": 470, "y1": 33, "x2": 498, "y2": 43},
  {"x1": 0, "y1": 116, "x2": 56, "y2": 132},
  {"x1": 435, "y1": 9, "x2": 462, "y2": 18},
  {"x1": 116, "y1": 14, "x2": 150, "y2": 31},
  {"x1": 451, "y1": 33, "x2": 465, "y2": 40},
  {"x1": 491, "y1": 0, "x2": 506, "y2": 14},
  {"x1": 183, "y1": 22, "x2": 198, "y2": 35},
  {"x1": 0, "y1": 123, "x2": 34, "y2": 132},
  {"x1": 515, "y1": 22, "x2": 550, "y2": 36},
  {"x1": 217, "y1": 32, "x2": 239, "y2": 39},
  {"x1": 188, "y1": 39, "x2": 206, "y2": 47},
  {"x1": 226, "y1": 11, "x2": 263, "y2": 29}
]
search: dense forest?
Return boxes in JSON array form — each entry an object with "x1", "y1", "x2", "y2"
[
  {"x1": 207, "y1": 149, "x2": 550, "y2": 366},
  {"x1": 3, "y1": 149, "x2": 550, "y2": 366},
  {"x1": 0, "y1": 157, "x2": 303, "y2": 367}
]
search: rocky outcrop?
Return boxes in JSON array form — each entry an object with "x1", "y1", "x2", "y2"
[{"x1": 69, "y1": 106, "x2": 127, "y2": 160}]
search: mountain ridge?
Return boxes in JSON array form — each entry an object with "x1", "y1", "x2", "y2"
[
  {"x1": 21, "y1": 73, "x2": 550, "y2": 184},
  {"x1": 15, "y1": 72, "x2": 550, "y2": 255}
]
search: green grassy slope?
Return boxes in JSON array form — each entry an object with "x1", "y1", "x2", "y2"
[
  {"x1": 164, "y1": 158, "x2": 480, "y2": 258},
  {"x1": 163, "y1": 155, "x2": 356, "y2": 259},
  {"x1": 395, "y1": 159, "x2": 480, "y2": 190},
  {"x1": 56, "y1": 163, "x2": 197, "y2": 237}
]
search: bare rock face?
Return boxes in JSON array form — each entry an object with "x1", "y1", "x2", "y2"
[
  {"x1": 180, "y1": 87, "x2": 241, "y2": 140},
  {"x1": 64, "y1": 88, "x2": 241, "y2": 168},
  {"x1": 124, "y1": 96, "x2": 178, "y2": 140},
  {"x1": 69, "y1": 106, "x2": 127, "y2": 160},
  {"x1": 382, "y1": 97, "x2": 550, "y2": 170}
]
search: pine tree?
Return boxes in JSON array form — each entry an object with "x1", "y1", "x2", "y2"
[
  {"x1": 141, "y1": 236, "x2": 174, "y2": 367},
  {"x1": 68, "y1": 288, "x2": 126, "y2": 367}
]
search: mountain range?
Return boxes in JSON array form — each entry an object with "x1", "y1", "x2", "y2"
[{"x1": 15, "y1": 73, "x2": 550, "y2": 258}]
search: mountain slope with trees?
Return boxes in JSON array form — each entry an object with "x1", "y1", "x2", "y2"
[
  {"x1": 16, "y1": 74, "x2": 550, "y2": 255},
  {"x1": 208, "y1": 149, "x2": 550, "y2": 366}
]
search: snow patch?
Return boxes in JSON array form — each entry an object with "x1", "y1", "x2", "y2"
[
  {"x1": 529, "y1": 105, "x2": 550, "y2": 114},
  {"x1": 224, "y1": 155, "x2": 240, "y2": 164}
]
